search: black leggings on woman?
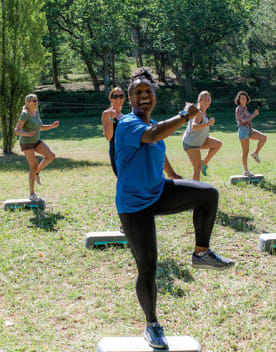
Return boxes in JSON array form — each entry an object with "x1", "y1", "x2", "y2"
[{"x1": 119, "y1": 179, "x2": 218, "y2": 323}]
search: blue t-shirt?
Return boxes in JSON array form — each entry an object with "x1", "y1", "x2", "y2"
[{"x1": 115, "y1": 112, "x2": 166, "y2": 214}]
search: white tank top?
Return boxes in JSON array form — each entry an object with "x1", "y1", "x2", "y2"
[{"x1": 182, "y1": 111, "x2": 209, "y2": 146}]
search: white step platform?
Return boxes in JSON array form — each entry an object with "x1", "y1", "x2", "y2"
[
  {"x1": 258, "y1": 233, "x2": 276, "y2": 255},
  {"x1": 97, "y1": 336, "x2": 202, "y2": 352},
  {"x1": 3, "y1": 198, "x2": 46, "y2": 211},
  {"x1": 85, "y1": 231, "x2": 128, "y2": 248},
  {"x1": 230, "y1": 174, "x2": 264, "y2": 185}
]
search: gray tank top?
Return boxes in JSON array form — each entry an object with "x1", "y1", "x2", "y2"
[{"x1": 182, "y1": 111, "x2": 209, "y2": 146}]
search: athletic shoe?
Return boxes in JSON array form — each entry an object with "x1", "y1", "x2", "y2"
[
  {"x1": 251, "y1": 152, "x2": 260, "y2": 163},
  {"x1": 35, "y1": 173, "x2": 41, "y2": 185},
  {"x1": 243, "y1": 170, "x2": 254, "y2": 177},
  {"x1": 192, "y1": 249, "x2": 235, "y2": 270},
  {"x1": 29, "y1": 193, "x2": 40, "y2": 201},
  {"x1": 144, "y1": 322, "x2": 168, "y2": 349},
  {"x1": 201, "y1": 161, "x2": 208, "y2": 176}
]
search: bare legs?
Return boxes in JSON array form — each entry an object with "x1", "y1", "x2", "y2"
[
  {"x1": 24, "y1": 142, "x2": 56, "y2": 195},
  {"x1": 250, "y1": 130, "x2": 267, "y2": 155},
  {"x1": 186, "y1": 137, "x2": 222, "y2": 181},
  {"x1": 240, "y1": 130, "x2": 267, "y2": 173},
  {"x1": 240, "y1": 138, "x2": 250, "y2": 172}
]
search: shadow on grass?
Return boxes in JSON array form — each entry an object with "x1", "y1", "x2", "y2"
[
  {"x1": 256, "y1": 180, "x2": 276, "y2": 194},
  {"x1": 156, "y1": 259, "x2": 194, "y2": 297},
  {"x1": 30, "y1": 209, "x2": 65, "y2": 231},
  {"x1": 0, "y1": 154, "x2": 108, "y2": 172},
  {"x1": 216, "y1": 210, "x2": 256, "y2": 232}
]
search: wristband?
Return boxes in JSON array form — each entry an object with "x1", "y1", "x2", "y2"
[{"x1": 179, "y1": 110, "x2": 189, "y2": 122}]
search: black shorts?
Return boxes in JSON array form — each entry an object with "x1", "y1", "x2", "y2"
[{"x1": 20, "y1": 140, "x2": 42, "y2": 151}]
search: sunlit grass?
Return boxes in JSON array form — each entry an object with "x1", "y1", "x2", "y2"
[{"x1": 0, "y1": 115, "x2": 275, "y2": 352}]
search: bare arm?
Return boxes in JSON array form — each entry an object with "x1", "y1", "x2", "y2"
[
  {"x1": 141, "y1": 103, "x2": 199, "y2": 144},
  {"x1": 191, "y1": 114, "x2": 215, "y2": 131},
  {"x1": 236, "y1": 107, "x2": 259, "y2": 123},
  {"x1": 14, "y1": 120, "x2": 35, "y2": 137},
  {"x1": 102, "y1": 109, "x2": 117, "y2": 141},
  {"x1": 40, "y1": 121, "x2": 59, "y2": 131},
  {"x1": 164, "y1": 155, "x2": 182, "y2": 179}
]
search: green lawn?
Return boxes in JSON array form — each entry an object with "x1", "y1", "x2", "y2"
[{"x1": 0, "y1": 113, "x2": 275, "y2": 352}]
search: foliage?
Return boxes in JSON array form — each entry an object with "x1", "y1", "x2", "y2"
[
  {"x1": 0, "y1": 0, "x2": 47, "y2": 153},
  {"x1": 247, "y1": 0, "x2": 276, "y2": 69},
  {"x1": 40, "y1": 0, "x2": 275, "y2": 95},
  {"x1": 49, "y1": 0, "x2": 131, "y2": 93}
]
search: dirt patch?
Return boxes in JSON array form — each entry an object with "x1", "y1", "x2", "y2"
[{"x1": 35, "y1": 81, "x2": 102, "y2": 92}]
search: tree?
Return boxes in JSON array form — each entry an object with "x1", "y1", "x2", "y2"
[
  {"x1": 43, "y1": 0, "x2": 65, "y2": 89},
  {"x1": 247, "y1": 0, "x2": 276, "y2": 81},
  {"x1": 0, "y1": 0, "x2": 47, "y2": 154},
  {"x1": 153, "y1": 0, "x2": 247, "y2": 97},
  {"x1": 52, "y1": 0, "x2": 130, "y2": 94}
]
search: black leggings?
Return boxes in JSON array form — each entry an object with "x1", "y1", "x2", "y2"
[{"x1": 119, "y1": 179, "x2": 218, "y2": 322}]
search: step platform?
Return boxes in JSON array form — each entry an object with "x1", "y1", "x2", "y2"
[
  {"x1": 84, "y1": 231, "x2": 128, "y2": 248},
  {"x1": 258, "y1": 233, "x2": 276, "y2": 255},
  {"x1": 230, "y1": 174, "x2": 264, "y2": 185},
  {"x1": 3, "y1": 198, "x2": 46, "y2": 211},
  {"x1": 97, "y1": 336, "x2": 202, "y2": 352}
]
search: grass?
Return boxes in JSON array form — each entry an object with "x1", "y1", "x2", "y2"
[{"x1": 0, "y1": 112, "x2": 275, "y2": 352}]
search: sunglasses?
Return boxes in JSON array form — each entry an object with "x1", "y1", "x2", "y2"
[
  {"x1": 30, "y1": 99, "x2": 38, "y2": 103},
  {"x1": 112, "y1": 94, "x2": 124, "y2": 99}
]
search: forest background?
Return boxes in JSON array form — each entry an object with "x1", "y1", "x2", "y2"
[{"x1": 0, "y1": 0, "x2": 275, "y2": 153}]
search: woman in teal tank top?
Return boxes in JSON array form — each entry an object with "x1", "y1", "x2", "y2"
[{"x1": 15, "y1": 94, "x2": 59, "y2": 201}]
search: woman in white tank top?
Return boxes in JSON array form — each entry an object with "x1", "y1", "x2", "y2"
[{"x1": 182, "y1": 90, "x2": 222, "y2": 181}]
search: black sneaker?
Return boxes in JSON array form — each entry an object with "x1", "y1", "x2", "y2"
[
  {"x1": 192, "y1": 249, "x2": 235, "y2": 270},
  {"x1": 144, "y1": 322, "x2": 168, "y2": 349}
]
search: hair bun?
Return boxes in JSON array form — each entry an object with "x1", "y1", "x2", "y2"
[{"x1": 130, "y1": 67, "x2": 155, "y2": 85}]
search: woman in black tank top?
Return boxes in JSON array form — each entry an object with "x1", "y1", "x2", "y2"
[{"x1": 101, "y1": 87, "x2": 125, "y2": 175}]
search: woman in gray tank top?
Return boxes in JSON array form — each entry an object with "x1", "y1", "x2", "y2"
[{"x1": 182, "y1": 90, "x2": 222, "y2": 180}]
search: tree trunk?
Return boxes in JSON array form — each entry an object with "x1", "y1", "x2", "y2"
[
  {"x1": 159, "y1": 53, "x2": 166, "y2": 83},
  {"x1": 1, "y1": 0, "x2": 7, "y2": 153},
  {"x1": 154, "y1": 53, "x2": 160, "y2": 78},
  {"x1": 52, "y1": 45, "x2": 62, "y2": 90},
  {"x1": 111, "y1": 52, "x2": 116, "y2": 87},
  {"x1": 1, "y1": 114, "x2": 8, "y2": 154},
  {"x1": 182, "y1": 62, "x2": 193, "y2": 99},
  {"x1": 168, "y1": 53, "x2": 185, "y2": 86},
  {"x1": 83, "y1": 56, "x2": 100, "y2": 91},
  {"x1": 131, "y1": 27, "x2": 143, "y2": 67},
  {"x1": 103, "y1": 50, "x2": 110, "y2": 95}
]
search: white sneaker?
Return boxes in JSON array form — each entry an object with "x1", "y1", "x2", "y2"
[
  {"x1": 29, "y1": 193, "x2": 40, "y2": 201},
  {"x1": 243, "y1": 170, "x2": 254, "y2": 177},
  {"x1": 35, "y1": 173, "x2": 41, "y2": 185},
  {"x1": 251, "y1": 152, "x2": 260, "y2": 163}
]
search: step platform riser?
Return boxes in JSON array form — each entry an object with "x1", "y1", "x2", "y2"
[
  {"x1": 85, "y1": 231, "x2": 128, "y2": 248},
  {"x1": 97, "y1": 336, "x2": 202, "y2": 352},
  {"x1": 258, "y1": 233, "x2": 276, "y2": 255},
  {"x1": 3, "y1": 199, "x2": 46, "y2": 211},
  {"x1": 230, "y1": 174, "x2": 264, "y2": 185}
]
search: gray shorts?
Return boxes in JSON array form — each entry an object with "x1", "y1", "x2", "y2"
[{"x1": 183, "y1": 141, "x2": 200, "y2": 151}]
